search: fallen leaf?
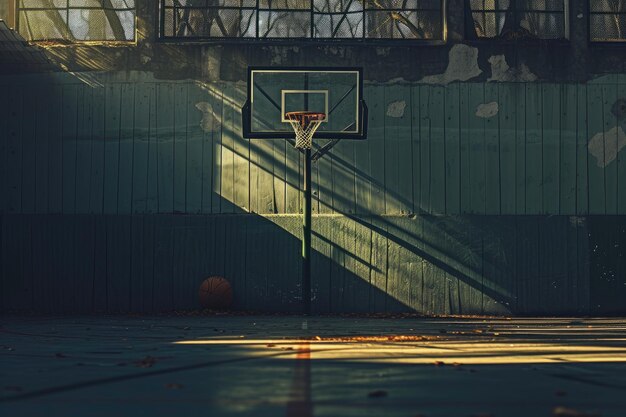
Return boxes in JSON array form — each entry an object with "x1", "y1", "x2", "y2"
[
  {"x1": 266, "y1": 344, "x2": 276, "y2": 347},
  {"x1": 55, "y1": 353, "x2": 67, "y2": 358},
  {"x1": 434, "y1": 361, "x2": 445, "y2": 367},
  {"x1": 135, "y1": 356, "x2": 157, "y2": 368},
  {"x1": 165, "y1": 383, "x2": 183, "y2": 389},
  {"x1": 367, "y1": 390, "x2": 387, "y2": 398}
]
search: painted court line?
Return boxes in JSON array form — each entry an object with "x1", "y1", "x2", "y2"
[{"x1": 286, "y1": 342, "x2": 313, "y2": 417}]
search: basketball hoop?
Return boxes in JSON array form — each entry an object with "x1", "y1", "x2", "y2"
[
  {"x1": 243, "y1": 68, "x2": 367, "y2": 315},
  {"x1": 285, "y1": 111, "x2": 326, "y2": 150}
]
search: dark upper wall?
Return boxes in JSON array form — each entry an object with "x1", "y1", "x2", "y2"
[{"x1": 6, "y1": 0, "x2": 626, "y2": 83}]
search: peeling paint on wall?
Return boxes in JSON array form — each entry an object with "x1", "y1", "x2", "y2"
[
  {"x1": 475, "y1": 102, "x2": 499, "y2": 119},
  {"x1": 386, "y1": 100, "x2": 406, "y2": 118},
  {"x1": 196, "y1": 102, "x2": 221, "y2": 132},
  {"x1": 202, "y1": 48, "x2": 222, "y2": 82},
  {"x1": 488, "y1": 55, "x2": 537, "y2": 82},
  {"x1": 588, "y1": 126, "x2": 626, "y2": 168},
  {"x1": 420, "y1": 44, "x2": 482, "y2": 85}
]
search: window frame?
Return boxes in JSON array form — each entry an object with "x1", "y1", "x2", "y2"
[
  {"x1": 15, "y1": 0, "x2": 137, "y2": 44},
  {"x1": 157, "y1": 0, "x2": 448, "y2": 44},
  {"x1": 588, "y1": 0, "x2": 626, "y2": 43},
  {"x1": 467, "y1": 0, "x2": 570, "y2": 41}
]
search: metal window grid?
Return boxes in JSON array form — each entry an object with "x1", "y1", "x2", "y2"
[
  {"x1": 469, "y1": 0, "x2": 569, "y2": 40},
  {"x1": 159, "y1": 0, "x2": 446, "y2": 41},
  {"x1": 16, "y1": 0, "x2": 136, "y2": 42},
  {"x1": 589, "y1": 1, "x2": 626, "y2": 42}
]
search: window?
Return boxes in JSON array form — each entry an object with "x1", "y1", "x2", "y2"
[
  {"x1": 160, "y1": 0, "x2": 445, "y2": 40},
  {"x1": 468, "y1": 0, "x2": 567, "y2": 39},
  {"x1": 590, "y1": 1, "x2": 626, "y2": 41},
  {"x1": 16, "y1": 0, "x2": 136, "y2": 42}
]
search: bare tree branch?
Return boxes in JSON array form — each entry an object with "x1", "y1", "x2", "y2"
[
  {"x1": 361, "y1": 0, "x2": 425, "y2": 38},
  {"x1": 36, "y1": 0, "x2": 75, "y2": 40},
  {"x1": 101, "y1": 0, "x2": 128, "y2": 40},
  {"x1": 389, "y1": 11, "x2": 424, "y2": 37}
]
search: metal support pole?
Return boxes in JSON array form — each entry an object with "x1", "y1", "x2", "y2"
[{"x1": 302, "y1": 148, "x2": 312, "y2": 315}]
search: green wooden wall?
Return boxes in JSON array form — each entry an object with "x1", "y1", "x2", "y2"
[{"x1": 1, "y1": 72, "x2": 624, "y2": 314}]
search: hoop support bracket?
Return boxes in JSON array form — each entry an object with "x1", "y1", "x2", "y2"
[{"x1": 311, "y1": 139, "x2": 339, "y2": 162}]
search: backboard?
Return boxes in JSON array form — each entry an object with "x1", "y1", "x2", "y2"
[{"x1": 242, "y1": 67, "x2": 367, "y2": 140}]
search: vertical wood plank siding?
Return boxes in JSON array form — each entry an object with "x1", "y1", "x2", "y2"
[{"x1": 1, "y1": 73, "x2": 624, "y2": 314}]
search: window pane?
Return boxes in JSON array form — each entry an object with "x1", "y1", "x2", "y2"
[
  {"x1": 362, "y1": 0, "x2": 440, "y2": 9},
  {"x1": 20, "y1": 0, "x2": 67, "y2": 8},
  {"x1": 160, "y1": 0, "x2": 444, "y2": 40},
  {"x1": 590, "y1": 13, "x2": 626, "y2": 41},
  {"x1": 470, "y1": 0, "x2": 566, "y2": 39},
  {"x1": 313, "y1": 0, "x2": 363, "y2": 38},
  {"x1": 170, "y1": 8, "x2": 257, "y2": 37},
  {"x1": 519, "y1": 11, "x2": 564, "y2": 38},
  {"x1": 314, "y1": 0, "x2": 361, "y2": 13},
  {"x1": 516, "y1": 0, "x2": 564, "y2": 12},
  {"x1": 259, "y1": 11, "x2": 311, "y2": 37},
  {"x1": 469, "y1": 0, "x2": 511, "y2": 12},
  {"x1": 471, "y1": 11, "x2": 507, "y2": 37},
  {"x1": 18, "y1": 11, "x2": 71, "y2": 40},
  {"x1": 589, "y1": 1, "x2": 626, "y2": 41},
  {"x1": 365, "y1": 10, "x2": 441, "y2": 39},
  {"x1": 213, "y1": 9, "x2": 257, "y2": 37},
  {"x1": 590, "y1": 1, "x2": 626, "y2": 13},
  {"x1": 314, "y1": 12, "x2": 364, "y2": 38},
  {"x1": 18, "y1": 0, "x2": 136, "y2": 41},
  {"x1": 260, "y1": 0, "x2": 310, "y2": 9}
]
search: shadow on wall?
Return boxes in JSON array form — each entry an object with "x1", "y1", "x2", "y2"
[
  {"x1": 198, "y1": 80, "x2": 592, "y2": 316},
  {"x1": 0, "y1": 73, "x2": 603, "y2": 315},
  {"x1": 1, "y1": 212, "x2": 410, "y2": 314},
  {"x1": 0, "y1": 211, "x2": 592, "y2": 315}
]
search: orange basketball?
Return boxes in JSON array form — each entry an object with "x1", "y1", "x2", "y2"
[{"x1": 199, "y1": 276, "x2": 233, "y2": 309}]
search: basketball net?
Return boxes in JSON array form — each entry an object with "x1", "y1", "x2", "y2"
[{"x1": 285, "y1": 111, "x2": 326, "y2": 150}]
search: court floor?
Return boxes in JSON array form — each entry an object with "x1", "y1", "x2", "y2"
[{"x1": 1, "y1": 315, "x2": 625, "y2": 417}]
